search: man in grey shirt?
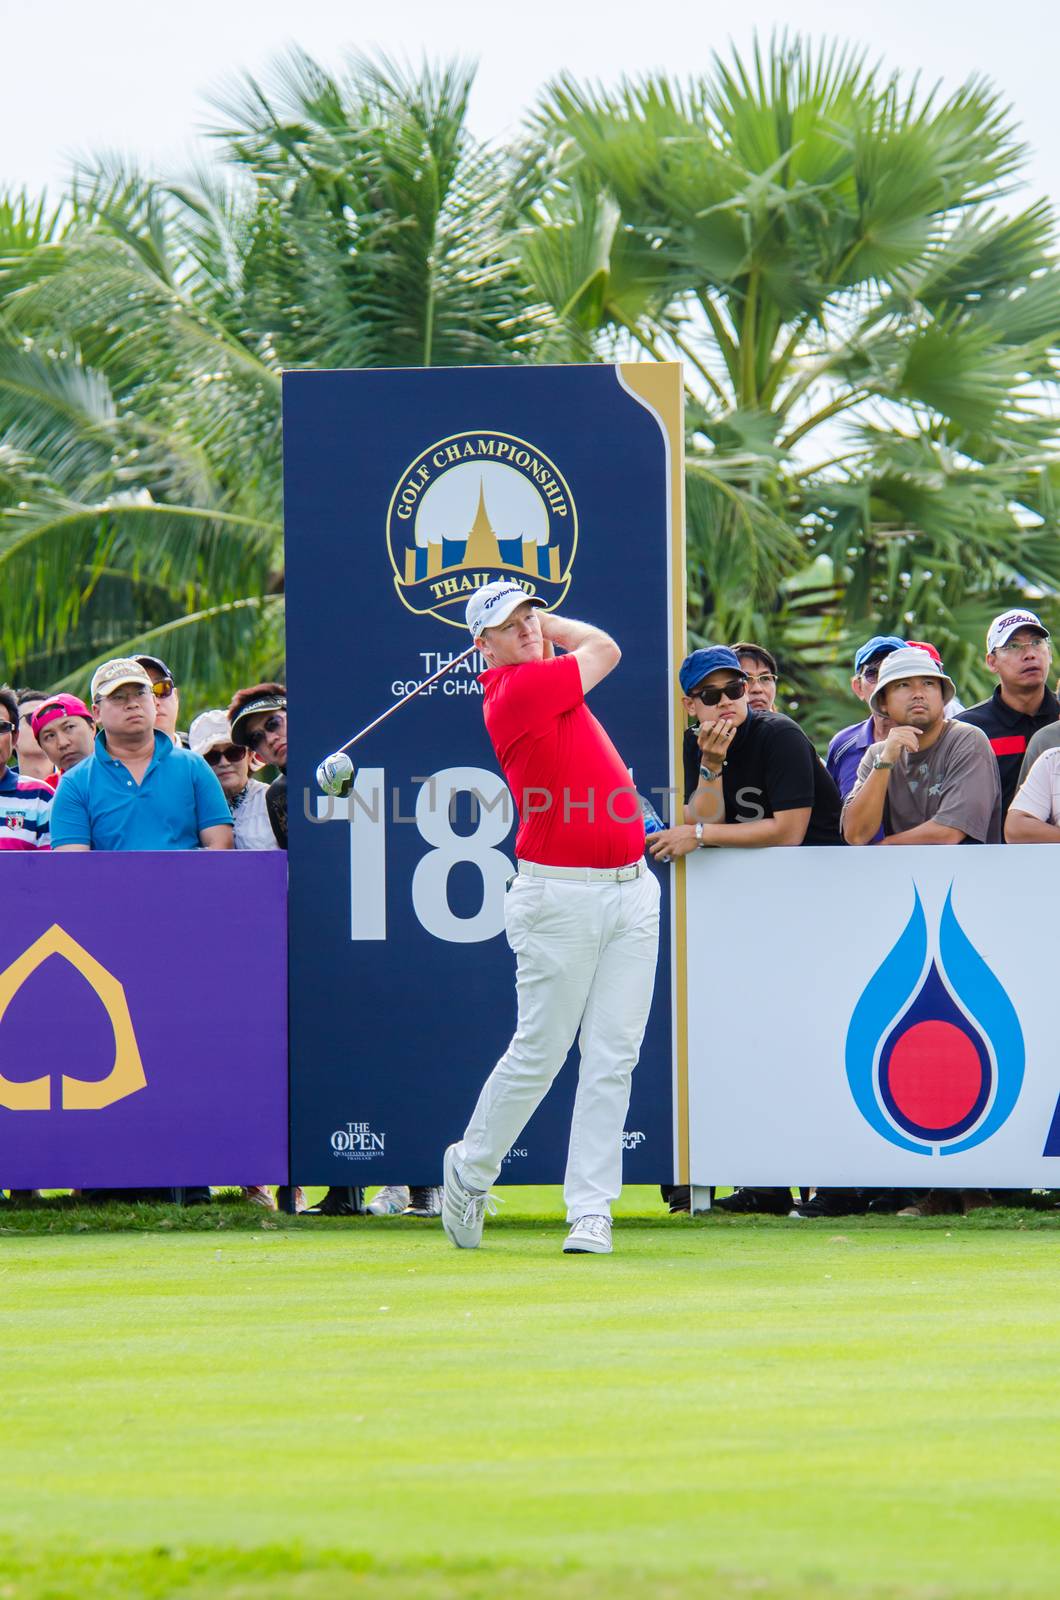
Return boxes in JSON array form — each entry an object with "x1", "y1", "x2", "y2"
[{"x1": 843, "y1": 648, "x2": 1001, "y2": 846}]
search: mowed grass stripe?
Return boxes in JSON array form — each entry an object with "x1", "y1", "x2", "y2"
[{"x1": 2, "y1": 1198, "x2": 1057, "y2": 1599}]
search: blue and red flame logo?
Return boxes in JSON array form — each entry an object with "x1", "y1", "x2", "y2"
[{"x1": 845, "y1": 886, "x2": 1024, "y2": 1155}]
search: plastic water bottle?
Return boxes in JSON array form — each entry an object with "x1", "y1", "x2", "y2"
[{"x1": 639, "y1": 793, "x2": 666, "y2": 835}]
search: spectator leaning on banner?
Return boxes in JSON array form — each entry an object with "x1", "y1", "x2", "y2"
[
  {"x1": 646, "y1": 646, "x2": 842, "y2": 1220},
  {"x1": 50, "y1": 659, "x2": 233, "y2": 852},
  {"x1": 227, "y1": 683, "x2": 288, "y2": 849},
  {"x1": 825, "y1": 635, "x2": 905, "y2": 800},
  {"x1": 0, "y1": 685, "x2": 52, "y2": 850},
  {"x1": 956, "y1": 610, "x2": 1058, "y2": 818},
  {"x1": 842, "y1": 647, "x2": 1001, "y2": 847},
  {"x1": 1005, "y1": 743, "x2": 1060, "y2": 842},
  {"x1": 647, "y1": 646, "x2": 842, "y2": 863},
  {"x1": 188, "y1": 711, "x2": 278, "y2": 851},
  {"x1": 732, "y1": 641, "x2": 779, "y2": 714},
  {"x1": 30, "y1": 695, "x2": 95, "y2": 777}
]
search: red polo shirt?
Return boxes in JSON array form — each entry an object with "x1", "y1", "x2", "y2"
[{"x1": 480, "y1": 653, "x2": 644, "y2": 868}]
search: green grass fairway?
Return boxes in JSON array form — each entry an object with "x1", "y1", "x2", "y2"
[{"x1": 2, "y1": 1190, "x2": 1058, "y2": 1600}]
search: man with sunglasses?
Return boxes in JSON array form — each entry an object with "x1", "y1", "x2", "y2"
[
  {"x1": 227, "y1": 683, "x2": 288, "y2": 849},
  {"x1": 134, "y1": 655, "x2": 184, "y2": 746},
  {"x1": 30, "y1": 695, "x2": 96, "y2": 777},
  {"x1": 646, "y1": 647, "x2": 842, "y2": 1216},
  {"x1": 648, "y1": 646, "x2": 842, "y2": 863},
  {"x1": 956, "y1": 610, "x2": 1058, "y2": 819},
  {"x1": 0, "y1": 684, "x2": 53, "y2": 850},
  {"x1": 189, "y1": 711, "x2": 278, "y2": 851},
  {"x1": 50, "y1": 659, "x2": 233, "y2": 852},
  {"x1": 825, "y1": 636, "x2": 906, "y2": 802}
]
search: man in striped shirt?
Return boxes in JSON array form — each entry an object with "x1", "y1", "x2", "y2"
[{"x1": 0, "y1": 685, "x2": 52, "y2": 850}]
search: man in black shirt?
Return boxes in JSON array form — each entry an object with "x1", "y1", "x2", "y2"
[
  {"x1": 957, "y1": 609, "x2": 1059, "y2": 818},
  {"x1": 650, "y1": 646, "x2": 842, "y2": 1218},
  {"x1": 648, "y1": 646, "x2": 842, "y2": 858}
]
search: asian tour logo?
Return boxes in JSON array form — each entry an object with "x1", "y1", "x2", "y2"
[
  {"x1": 386, "y1": 431, "x2": 578, "y2": 628},
  {"x1": 845, "y1": 886, "x2": 1025, "y2": 1156}
]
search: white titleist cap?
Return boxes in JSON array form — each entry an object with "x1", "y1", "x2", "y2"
[
  {"x1": 465, "y1": 580, "x2": 545, "y2": 639},
  {"x1": 986, "y1": 609, "x2": 1049, "y2": 653},
  {"x1": 869, "y1": 646, "x2": 956, "y2": 713}
]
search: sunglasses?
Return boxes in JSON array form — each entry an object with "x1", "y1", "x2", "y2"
[
  {"x1": 204, "y1": 744, "x2": 245, "y2": 767},
  {"x1": 0, "y1": 719, "x2": 15, "y2": 736},
  {"x1": 150, "y1": 679, "x2": 175, "y2": 699},
  {"x1": 244, "y1": 713, "x2": 285, "y2": 752},
  {"x1": 691, "y1": 680, "x2": 747, "y2": 707}
]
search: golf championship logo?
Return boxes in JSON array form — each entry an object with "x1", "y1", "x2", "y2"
[
  {"x1": 845, "y1": 886, "x2": 1024, "y2": 1156},
  {"x1": 386, "y1": 431, "x2": 578, "y2": 628}
]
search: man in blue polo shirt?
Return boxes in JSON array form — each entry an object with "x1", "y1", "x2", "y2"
[{"x1": 51, "y1": 659, "x2": 233, "y2": 852}]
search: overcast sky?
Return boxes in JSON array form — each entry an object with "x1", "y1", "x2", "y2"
[{"x1": 2, "y1": 0, "x2": 1057, "y2": 208}]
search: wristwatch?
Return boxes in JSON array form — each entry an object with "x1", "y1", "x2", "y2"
[
  {"x1": 872, "y1": 756, "x2": 896, "y2": 771},
  {"x1": 694, "y1": 822, "x2": 706, "y2": 846},
  {"x1": 699, "y1": 764, "x2": 724, "y2": 782}
]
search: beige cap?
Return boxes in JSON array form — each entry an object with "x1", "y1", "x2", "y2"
[{"x1": 90, "y1": 658, "x2": 154, "y2": 700}]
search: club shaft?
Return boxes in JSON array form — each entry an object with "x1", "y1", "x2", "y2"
[{"x1": 335, "y1": 645, "x2": 478, "y2": 755}]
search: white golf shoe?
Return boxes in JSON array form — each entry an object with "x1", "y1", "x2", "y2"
[
  {"x1": 441, "y1": 1144, "x2": 496, "y2": 1248},
  {"x1": 563, "y1": 1214, "x2": 613, "y2": 1254}
]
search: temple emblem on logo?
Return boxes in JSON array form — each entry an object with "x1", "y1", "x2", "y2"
[
  {"x1": 386, "y1": 431, "x2": 578, "y2": 627},
  {"x1": 0, "y1": 924, "x2": 147, "y2": 1111}
]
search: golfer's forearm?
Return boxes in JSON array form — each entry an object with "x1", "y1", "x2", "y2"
[{"x1": 544, "y1": 615, "x2": 616, "y2": 653}]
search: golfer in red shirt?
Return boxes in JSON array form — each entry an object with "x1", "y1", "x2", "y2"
[{"x1": 442, "y1": 581, "x2": 661, "y2": 1255}]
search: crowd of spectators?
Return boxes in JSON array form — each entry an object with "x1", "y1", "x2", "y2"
[{"x1": 4, "y1": 608, "x2": 1055, "y2": 1218}]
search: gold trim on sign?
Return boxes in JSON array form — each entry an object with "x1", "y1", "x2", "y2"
[{"x1": 615, "y1": 363, "x2": 689, "y2": 1187}]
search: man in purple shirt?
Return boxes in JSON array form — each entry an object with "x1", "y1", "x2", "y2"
[{"x1": 825, "y1": 635, "x2": 905, "y2": 799}]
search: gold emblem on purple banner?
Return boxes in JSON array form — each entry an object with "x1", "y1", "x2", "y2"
[{"x1": 0, "y1": 925, "x2": 147, "y2": 1111}]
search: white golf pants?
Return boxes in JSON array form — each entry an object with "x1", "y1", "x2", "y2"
[{"x1": 456, "y1": 867, "x2": 661, "y2": 1221}]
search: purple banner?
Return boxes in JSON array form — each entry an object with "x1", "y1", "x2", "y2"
[{"x1": 0, "y1": 853, "x2": 287, "y2": 1188}]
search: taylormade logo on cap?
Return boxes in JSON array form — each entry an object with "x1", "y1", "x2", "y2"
[
  {"x1": 986, "y1": 610, "x2": 1049, "y2": 653},
  {"x1": 465, "y1": 580, "x2": 545, "y2": 638}
]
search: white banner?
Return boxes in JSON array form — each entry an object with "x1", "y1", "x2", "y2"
[{"x1": 685, "y1": 845, "x2": 1060, "y2": 1186}]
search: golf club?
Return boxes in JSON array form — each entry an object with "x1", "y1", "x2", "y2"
[{"x1": 316, "y1": 643, "x2": 478, "y2": 793}]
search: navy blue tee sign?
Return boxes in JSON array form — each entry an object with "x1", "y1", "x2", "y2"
[{"x1": 283, "y1": 364, "x2": 685, "y2": 1187}]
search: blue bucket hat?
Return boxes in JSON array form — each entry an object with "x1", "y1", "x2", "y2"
[
  {"x1": 853, "y1": 635, "x2": 905, "y2": 676},
  {"x1": 679, "y1": 646, "x2": 745, "y2": 695}
]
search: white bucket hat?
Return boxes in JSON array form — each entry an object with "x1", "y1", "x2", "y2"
[{"x1": 869, "y1": 647, "x2": 956, "y2": 714}]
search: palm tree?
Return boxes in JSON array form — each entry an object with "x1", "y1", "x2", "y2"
[
  {"x1": 526, "y1": 35, "x2": 1060, "y2": 737},
  {"x1": 0, "y1": 54, "x2": 548, "y2": 704}
]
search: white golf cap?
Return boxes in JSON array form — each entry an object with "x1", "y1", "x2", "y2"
[
  {"x1": 188, "y1": 709, "x2": 232, "y2": 756},
  {"x1": 90, "y1": 657, "x2": 154, "y2": 700},
  {"x1": 869, "y1": 646, "x2": 956, "y2": 713},
  {"x1": 465, "y1": 580, "x2": 545, "y2": 639},
  {"x1": 986, "y1": 609, "x2": 1049, "y2": 653}
]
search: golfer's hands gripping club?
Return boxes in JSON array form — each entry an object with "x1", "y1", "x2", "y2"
[{"x1": 317, "y1": 751, "x2": 355, "y2": 798}]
